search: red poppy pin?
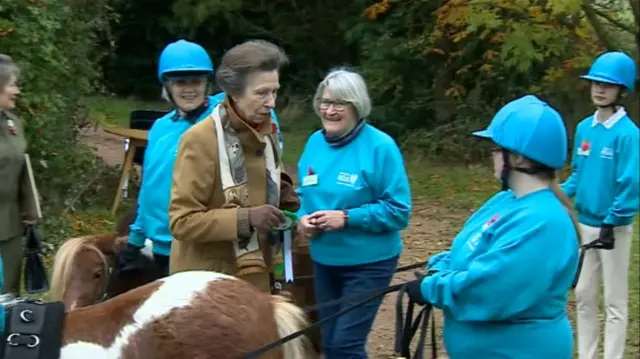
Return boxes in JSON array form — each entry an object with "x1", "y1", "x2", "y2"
[
  {"x1": 271, "y1": 122, "x2": 278, "y2": 134},
  {"x1": 482, "y1": 215, "x2": 500, "y2": 231},
  {"x1": 486, "y1": 215, "x2": 500, "y2": 226},
  {"x1": 578, "y1": 140, "x2": 591, "y2": 155},
  {"x1": 7, "y1": 119, "x2": 17, "y2": 135}
]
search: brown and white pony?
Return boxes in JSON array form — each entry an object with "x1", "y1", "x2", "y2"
[
  {"x1": 49, "y1": 233, "x2": 160, "y2": 310},
  {"x1": 4, "y1": 271, "x2": 316, "y2": 358},
  {"x1": 50, "y1": 205, "x2": 323, "y2": 352}
]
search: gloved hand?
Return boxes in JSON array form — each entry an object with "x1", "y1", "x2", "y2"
[
  {"x1": 405, "y1": 272, "x2": 428, "y2": 306},
  {"x1": 594, "y1": 224, "x2": 615, "y2": 250},
  {"x1": 249, "y1": 204, "x2": 285, "y2": 231},
  {"x1": 117, "y1": 243, "x2": 145, "y2": 272}
]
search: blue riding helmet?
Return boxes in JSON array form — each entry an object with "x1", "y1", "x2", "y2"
[
  {"x1": 157, "y1": 40, "x2": 214, "y2": 82},
  {"x1": 472, "y1": 95, "x2": 568, "y2": 170},
  {"x1": 580, "y1": 51, "x2": 637, "y2": 94}
]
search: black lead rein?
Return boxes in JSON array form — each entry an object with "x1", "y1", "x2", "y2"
[
  {"x1": 242, "y1": 283, "x2": 406, "y2": 358},
  {"x1": 571, "y1": 239, "x2": 601, "y2": 289},
  {"x1": 242, "y1": 279, "x2": 438, "y2": 359},
  {"x1": 394, "y1": 284, "x2": 437, "y2": 359}
]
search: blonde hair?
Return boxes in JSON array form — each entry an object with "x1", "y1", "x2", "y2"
[
  {"x1": 550, "y1": 180, "x2": 582, "y2": 245},
  {"x1": 507, "y1": 152, "x2": 582, "y2": 248}
]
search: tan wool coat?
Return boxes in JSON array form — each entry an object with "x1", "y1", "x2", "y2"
[{"x1": 168, "y1": 99, "x2": 300, "y2": 292}]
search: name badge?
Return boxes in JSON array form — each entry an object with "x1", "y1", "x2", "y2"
[{"x1": 302, "y1": 174, "x2": 318, "y2": 187}]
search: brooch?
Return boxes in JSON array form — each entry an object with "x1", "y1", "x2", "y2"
[{"x1": 6, "y1": 119, "x2": 17, "y2": 135}]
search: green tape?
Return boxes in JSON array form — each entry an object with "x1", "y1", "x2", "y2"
[
  {"x1": 275, "y1": 262, "x2": 284, "y2": 277},
  {"x1": 270, "y1": 210, "x2": 298, "y2": 232}
]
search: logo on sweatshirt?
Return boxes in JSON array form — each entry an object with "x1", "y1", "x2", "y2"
[
  {"x1": 577, "y1": 140, "x2": 591, "y2": 156},
  {"x1": 600, "y1": 147, "x2": 613, "y2": 160},
  {"x1": 467, "y1": 215, "x2": 501, "y2": 251},
  {"x1": 337, "y1": 172, "x2": 359, "y2": 187}
]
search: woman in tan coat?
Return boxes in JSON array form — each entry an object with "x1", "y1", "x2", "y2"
[
  {"x1": 168, "y1": 40, "x2": 300, "y2": 293},
  {"x1": 0, "y1": 54, "x2": 38, "y2": 295}
]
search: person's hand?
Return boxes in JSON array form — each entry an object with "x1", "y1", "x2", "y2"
[
  {"x1": 297, "y1": 215, "x2": 321, "y2": 238},
  {"x1": 21, "y1": 213, "x2": 37, "y2": 226},
  {"x1": 405, "y1": 272, "x2": 427, "y2": 305},
  {"x1": 594, "y1": 224, "x2": 615, "y2": 250},
  {"x1": 249, "y1": 204, "x2": 286, "y2": 231},
  {"x1": 117, "y1": 244, "x2": 144, "y2": 272},
  {"x1": 309, "y1": 210, "x2": 346, "y2": 231}
]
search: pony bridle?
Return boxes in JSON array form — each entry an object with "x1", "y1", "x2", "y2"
[{"x1": 101, "y1": 266, "x2": 116, "y2": 301}]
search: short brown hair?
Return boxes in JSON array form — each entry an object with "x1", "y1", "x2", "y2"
[{"x1": 215, "y1": 40, "x2": 289, "y2": 96}]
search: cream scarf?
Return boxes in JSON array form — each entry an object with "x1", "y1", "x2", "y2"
[{"x1": 211, "y1": 104, "x2": 281, "y2": 275}]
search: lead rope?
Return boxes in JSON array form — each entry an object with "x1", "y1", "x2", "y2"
[
  {"x1": 394, "y1": 284, "x2": 437, "y2": 359},
  {"x1": 242, "y1": 282, "x2": 409, "y2": 359},
  {"x1": 571, "y1": 240, "x2": 600, "y2": 289}
]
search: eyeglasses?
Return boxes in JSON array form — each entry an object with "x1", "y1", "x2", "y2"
[{"x1": 318, "y1": 99, "x2": 350, "y2": 111}]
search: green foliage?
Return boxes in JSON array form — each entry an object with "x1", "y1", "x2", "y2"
[
  {"x1": 0, "y1": 0, "x2": 118, "y2": 211},
  {"x1": 104, "y1": 0, "x2": 361, "y2": 98},
  {"x1": 344, "y1": 0, "x2": 624, "y2": 160},
  {"x1": 96, "y1": 0, "x2": 639, "y2": 163}
]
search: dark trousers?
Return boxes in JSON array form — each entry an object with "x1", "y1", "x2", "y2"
[
  {"x1": 0, "y1": 235, "x2": 23, "y2": 296},
  {"x1": 153, "y1": 254, "x2": 170, "y2": 277},
  {"x1": 313, "y1": 255, "x2": 398, "y2": 359}
]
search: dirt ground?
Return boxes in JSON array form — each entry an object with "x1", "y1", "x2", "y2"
[{"x1": 81, "y1": 126, "x2": 458, "y2": 358}]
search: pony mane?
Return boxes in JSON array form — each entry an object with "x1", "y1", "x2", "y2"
[
  {"x1": 270, "y1": 294, "x2": 313, "y2": 358},
  {"x1": 50, "y1": 235, "x2": 109, "y2": 302}
]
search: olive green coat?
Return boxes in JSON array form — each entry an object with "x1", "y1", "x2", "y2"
[{"x1": 0, "y1": 110, "x2": 37, "y2": 241}]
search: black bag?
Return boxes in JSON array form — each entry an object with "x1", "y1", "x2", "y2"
[{"x1": 23, "y1": 225, "x2": 49, "y2": 294}]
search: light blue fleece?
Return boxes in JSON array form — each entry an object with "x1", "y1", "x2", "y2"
[
  {"x1": 128, "y1": 93, "x2": 283, "y2": 256},
  {"x1": 420, "y1": 189, "x2": 579, "y2": 358},
  {"x1": 296, "y1": 124, "x2": 412, "y2": 266},
  {"x1": 561, "y1": 109, "x2": 639, "y2": 227}
]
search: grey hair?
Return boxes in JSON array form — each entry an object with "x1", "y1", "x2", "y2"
[
  {"x1": 0, "y1": 54, "x2": 20, "y2": 91},
  {"x1": 313, "y1": 68, "x2": 372, "y2": 119}
]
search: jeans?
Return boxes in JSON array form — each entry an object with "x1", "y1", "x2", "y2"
[{"x1": 313, "y1": 255, "x2": 398, "y2": 359}]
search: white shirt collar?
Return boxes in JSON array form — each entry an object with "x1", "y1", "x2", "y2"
[{"x1": 592, "y1": 107, "x2": 626, "y2": 129}]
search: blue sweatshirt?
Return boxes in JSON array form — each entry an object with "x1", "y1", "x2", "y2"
[
  {"x1": 561, "y1": 108, "x2": 639, "y2": 227},
  {"x1": 128, "y1": 93, "x2": 283, "y2": 255},
  {"x1": 296, "y1": 124, "x2": 412, "y2": 266},
  {"x1": 420, "y1": 189, "x2": 579, "y2": 358}
]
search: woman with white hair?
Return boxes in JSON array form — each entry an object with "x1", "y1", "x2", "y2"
[
  {"x1": 0, "y1": 54, "x2": 39, "y2": 296},
  {"x1": 296, "y1": 68, "x2": 412, "y2": 358}
]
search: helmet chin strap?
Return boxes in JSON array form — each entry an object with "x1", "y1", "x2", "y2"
[
  {"x1": 500, "y1": 151, "x2": 510, "y2": 191},
  {"x1": 499, "y1": 150, "x2": 554, "y2": 191}
]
